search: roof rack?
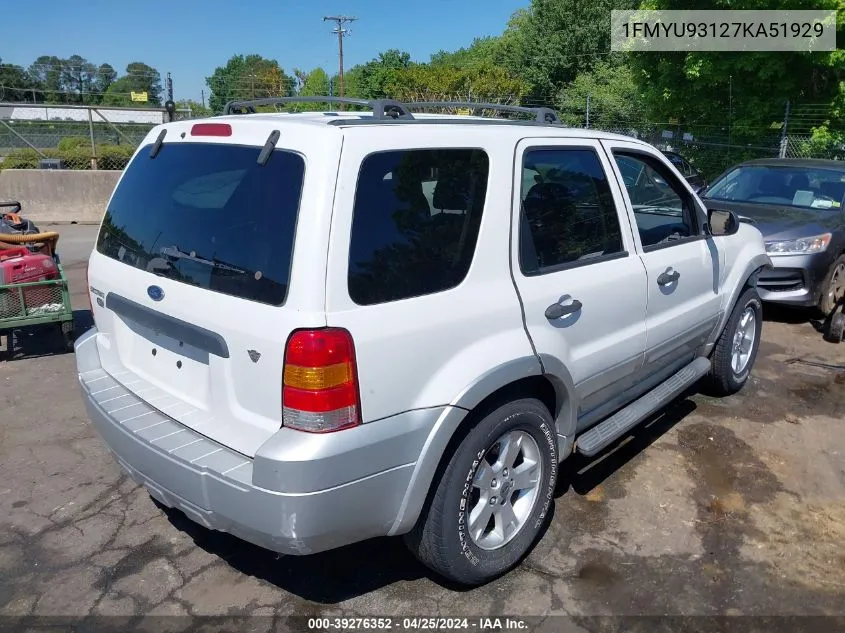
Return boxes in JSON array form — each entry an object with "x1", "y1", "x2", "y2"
[
  {"x1": 223, "y1": 96, "x2": 413, "y2": 119},
  {"x1": 405, "y1": 101, "x2": 560, "y2": 124},
  {"x1": 221, "y1": 96, "x2": 562, "y2": 126}
]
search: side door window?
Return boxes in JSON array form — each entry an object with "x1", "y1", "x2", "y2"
[
  {"x1": 520, "y1": 149, "x2": 625, "y2": 274},
  {"x1": 612, "y1": 152, "x2": 702, "y2": 250}
]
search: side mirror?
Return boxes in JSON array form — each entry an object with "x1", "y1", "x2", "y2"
[{"x1": 707, "y1": 208, "x2": 740, "y2": 236}]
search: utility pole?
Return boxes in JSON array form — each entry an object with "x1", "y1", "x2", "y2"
[{"x1": 323, "y1": 15, "x2": 357, "y2": 99}]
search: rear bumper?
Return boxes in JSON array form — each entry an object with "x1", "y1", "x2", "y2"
[
  {"x1": 75, "y1": 327, "x2": 444, "y2": 555},
  {"x1": 756, "y1": 252, "x2": 832, "y2": 307}
]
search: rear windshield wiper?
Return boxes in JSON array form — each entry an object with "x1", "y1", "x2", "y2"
[{"x1": 160, "y1": 245, "x2": 246, "y2": 273}]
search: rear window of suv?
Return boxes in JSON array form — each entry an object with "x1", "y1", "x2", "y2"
[
  {"x1": 348, "y1": 148, "x2": 489, "y2": 305},
  {"x1": 96, "y1": 142, "x2": 305, "y2": 306}
]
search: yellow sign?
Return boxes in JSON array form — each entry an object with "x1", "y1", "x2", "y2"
[
  {"x1": 130, "y1": 91, "x2": 148, "y2": 102},
  {"x1": 456, "y1": 108, "x2": 473, "y2": 116},
  {"x1": 668, "y1": 117, "x2": 679, "y2": 124}
]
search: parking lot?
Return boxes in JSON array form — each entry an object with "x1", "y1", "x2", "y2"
[{"x1": 1, "y1": 224, "x2": 843, "y2": 622}]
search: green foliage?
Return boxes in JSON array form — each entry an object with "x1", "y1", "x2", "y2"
[
  {"x1": 628, "y1": 0, "x2": 844, "y2": 141},
  {"x1": 57, "y1": 136, "x2": 89, "y2": 151},
  {"x1": 805, "y1": 125, "x2": 845, "y2": 159},
  {"x1": 345, "y1": 50, "x2": 413, "y2": 99},
  {"x1": 205, "y1": 54, "x2": 295, "y2": 113},
  {"x1": 555, "y1": 61, "x2": 645, "y2": 127},
  {"x1": 1, "y1": 143, "x2": 136, "y2": 170},
  {"x1": 429, "y1": 37, "x2": 505, "y2": 68},
  {"x1": 385, "y1": 63, "x2": 528, "y2": 104},
  {"x1": 300, "y1": 67, "x2": 331, "y2": 97},
  {"x1": 1, "y1": 149, "x2": 42, "y2": 169},
  {"x1": 0, "y1": 59, "x2": 36, "y2": 102},
  {"x1": 101, "y1": 62, "x2": 162, "y2": 106},
  {"x1": 504, "y1": 0, "x2": 638, "y2": 105},
  {"x1": 3, "y1": 56, "x2": 162, "y2": 106}
]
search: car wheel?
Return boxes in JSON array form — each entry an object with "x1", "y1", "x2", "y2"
[
  {"x1": 819, "y1": 254, "x2": 845, "y2": 317},
  {"x1": 823, "y1": 308, "x2": 845, "y2": 344},
  {"x1": 404, "y1": 398, "x2": 558, "y2": 586},
  {"x1": 708, "y1": 286, "x2": 763, "y2": 396}
]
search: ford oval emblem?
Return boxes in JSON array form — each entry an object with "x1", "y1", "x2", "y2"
[{"x1": 147, "y1": 285, "x2": 164, "y2": 301}]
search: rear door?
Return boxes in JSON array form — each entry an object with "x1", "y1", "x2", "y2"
[
  {"x1": 510, "y1": 138, "x2": 648, "y2": 429},
  {"x1": 86, "y1": 121, "x2": 340, "y2": 456},
  {"x1": 603, "y1": 140, "x2": 723, "y2": 375}
]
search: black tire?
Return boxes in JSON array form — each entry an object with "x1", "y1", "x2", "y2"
[
  {"x1": 823, "y1": 311, "x2": 845, "y2": 344},
  {"x1": 60, "y1": 320, "x2": 75, "y2": 352},
  {"x1": 819, "y1": 255, "x2": 845, "y2": 317},
  {"x1": 404, "y1": 398, "x2": 558, "y2": 586},
  {"x1": 708, "y1": 286, "x2": 763, "y2": 396}
]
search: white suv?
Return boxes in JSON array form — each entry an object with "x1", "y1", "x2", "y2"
[{"x1": 75, "y1": 98, "x2": 771, "y2": 586}]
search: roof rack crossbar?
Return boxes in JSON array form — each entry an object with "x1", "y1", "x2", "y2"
[
  {"x1": 223, "y1": 96, "x2": 414, "y2": 119},
  {"x1": 405, "y1": 101, "x2": 560, "y2": 124}
]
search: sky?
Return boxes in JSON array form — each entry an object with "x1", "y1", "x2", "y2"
[{"x1": 3, "y1": 0, "x2": 528, "y2": 104}]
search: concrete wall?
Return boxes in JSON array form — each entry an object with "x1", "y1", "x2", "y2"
[{"x1": 0, "y1": 169, "x2": 120, "y2": 224}]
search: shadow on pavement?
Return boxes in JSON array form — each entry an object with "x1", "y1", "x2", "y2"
[
  {"x1": 556, "y1": 396, "x2": 697, "y2": 498},
  {"x1": 0, "y1": 309, "x2": 93, "y2": 361},
  {"x1": 158, "y1": 503, "x2": 437, "y2": 602},
  {"x1": 158, "y1": 394, "x2": 700, "y2": 601}
]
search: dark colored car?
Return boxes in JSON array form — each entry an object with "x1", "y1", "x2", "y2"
[
  {"x1": 701, "y1": 158, "x2": 845, "y2": 315},
  {"x1": 662, "y1": 150, "x2": 707, "y2": 193}
]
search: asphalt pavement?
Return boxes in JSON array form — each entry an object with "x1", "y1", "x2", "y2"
[{"x1": 0, "y1": 224, "x2": 843, "y2": 629}]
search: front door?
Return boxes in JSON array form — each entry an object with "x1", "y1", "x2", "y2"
[{"x1": 604, "y1": 141, "x2": 723, "y2": 376}]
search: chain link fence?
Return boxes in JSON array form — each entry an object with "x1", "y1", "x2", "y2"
[
  {"x1": 1, "y1": 98, "x2": 841, "y2": 175},
  {"x1": 0, "y1": 103, "x2": 193, "y2": 170}
]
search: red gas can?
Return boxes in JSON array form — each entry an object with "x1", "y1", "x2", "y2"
[{"x1": 0, "y1": 248, "x2": 59, "y2": 315}]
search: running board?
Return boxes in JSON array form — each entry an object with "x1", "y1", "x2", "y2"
[{"x1": 575, "y1": 357, "x2": 711, "y2": 457}]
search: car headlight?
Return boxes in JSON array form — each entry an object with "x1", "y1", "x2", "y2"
[{"x1": 765, "y1": 233, "x2": 831, "y2": 256}]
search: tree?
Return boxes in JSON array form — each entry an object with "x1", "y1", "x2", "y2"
[
  {"x1": 627, "y1": 0, "x2": 844, "y2": 144},
  {"x1": 27, "y1": 55, "x2": 64, "y2": 103},
  {"x1": 102, "y1": 62, "x2": 163, "y2": 106},
  {"x1": 299, "y1": 67, "x2": 331, "y2": 103},
  {"x1": 430, "y1": 37, "x2": 504, "y2": 68},
  {"x1": 385, "y1": 63, "x2": 528, "y2": 105},
  {"x1": 60, "y1": 54, "x2": 97, "y2": 104},
  {"x1": 504, "y1": 0, "x2": 638, "y2": 105},
  {"x1": 352, "y1": 49, "x2": 413, "y2": 99},
  {"x1": 0, "y1": 59, "x2": 36, "y2": 102},
  {"x1": 206, "y1": 54, "x2": 294, "y2": 113},
  {"x1": 95, "y1": 64, "x2": 117, "y2": 95},
  {"x1": 555, "y1": 60, "x2": 645, "y2": 128}
]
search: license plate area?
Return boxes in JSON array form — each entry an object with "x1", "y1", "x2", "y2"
[{"x1": 118, "y1": 317, "x2": 211, "y2": 409}]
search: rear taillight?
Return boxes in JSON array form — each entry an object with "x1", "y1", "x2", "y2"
[{"x1": 282, "y1": 328, "x2": 361, "y2": 433}]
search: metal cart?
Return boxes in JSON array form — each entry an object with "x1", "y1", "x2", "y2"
[{"x1": 0, "y1": 201, "x2": 75, "y2": 352}]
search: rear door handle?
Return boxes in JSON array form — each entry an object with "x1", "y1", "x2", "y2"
[
  {"x1": 545, "y1": 299, "x2": 582, "y2": 320},
  {"x1": 657, "y1": 268, "x2": 680, "y2": 286}
]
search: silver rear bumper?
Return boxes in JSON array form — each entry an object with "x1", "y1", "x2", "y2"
[{"x1": 75, "y1": 327, "x2": 443, "y2": 555}]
